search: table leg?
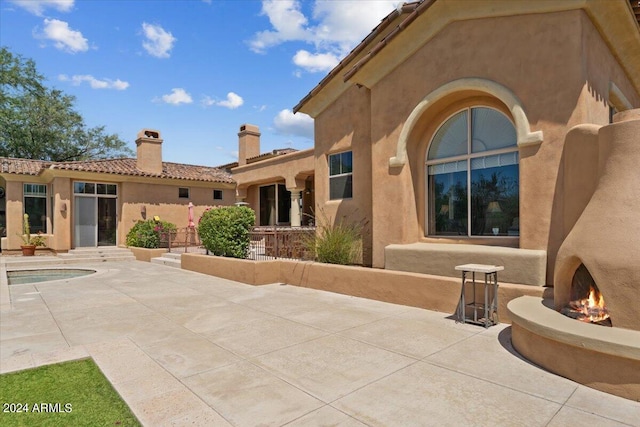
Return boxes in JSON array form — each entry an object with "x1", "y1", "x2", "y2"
[{"x1": 458, "y1": 271, "x2": 466, "y2": 323}]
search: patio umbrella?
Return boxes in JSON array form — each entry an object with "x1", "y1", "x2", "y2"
[{"x1": 188, "y1": 202, "x2": 195, "y2": 228}]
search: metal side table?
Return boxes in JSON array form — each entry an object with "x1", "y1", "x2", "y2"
[{"x1": 455, "y1": 264, "x2": 503, "y2": 328}]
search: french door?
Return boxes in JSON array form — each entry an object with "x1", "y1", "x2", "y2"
[{"x1": 73, "y1": 182, "x2": 117, "y2": 247}]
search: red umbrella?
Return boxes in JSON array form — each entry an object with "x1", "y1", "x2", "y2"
[{"x1": 188, "y1": 202, "x2": 195, "y2": 228}]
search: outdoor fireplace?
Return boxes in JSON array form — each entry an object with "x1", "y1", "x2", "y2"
[
  {"x1": 554, "y1": 108, "x2": 640, "y2": 332},
  {"x1": 508, "y1": 109, "x2": 640, "y2": 401},
  {"x1": 559, "y1": 264, "x2": 610, "y2": 325}
]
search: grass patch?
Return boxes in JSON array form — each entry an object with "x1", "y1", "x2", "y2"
[{"x1": 0, "y1": 359, "x2": 140, "y2": 426}]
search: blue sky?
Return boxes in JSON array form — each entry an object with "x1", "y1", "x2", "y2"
[{"x1": 1, "y1": 0, "x2": 399, "y2": 166}]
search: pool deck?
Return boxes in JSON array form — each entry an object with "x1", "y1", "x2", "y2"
[{"x1": 1, "y1": 258, "x2": 639, "y2": 426}]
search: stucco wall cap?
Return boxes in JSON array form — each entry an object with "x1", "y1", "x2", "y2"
[
  {"x1": 389, "y1": 78, "x2": 543, "y2": 167},
  {"x1": 613, "y1": 107, "x2": 640, "y2": 123},
  {"x1": 508, "y1": 296, "x2": 640, "y2": 360}
]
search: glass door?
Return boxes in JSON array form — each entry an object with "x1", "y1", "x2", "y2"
[
  {"x1": 98, "y1": 197, "x2": 117, "y2": 246},
  {"x1": 74, "y1": 196, "x2": 97, "y2": 247}
]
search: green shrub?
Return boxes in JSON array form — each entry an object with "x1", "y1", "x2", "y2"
[
  {"x1": 198, "y1": 206, "x2": 255, "y2": 258},
  {"x1": 307, "y1": 211, "x2": 364, "y2": 265},
  {"x1": 126, "y1": 219, "x2": 176, "y2": 248}
]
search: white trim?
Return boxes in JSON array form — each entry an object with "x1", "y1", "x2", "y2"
[{"x1": 389, "y1": 78, "x2": 543, "y2": 167}]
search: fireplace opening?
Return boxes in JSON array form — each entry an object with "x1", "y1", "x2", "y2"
[{"x1": 560, "y1": 264, "x2": 611, "y2": 326}]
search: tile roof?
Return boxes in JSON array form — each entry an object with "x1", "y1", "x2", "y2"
[
  {"x1": 246, "y1": 148, "x2": 298, "y2": 164},
  {"x1": 0, "y1": 158, "x2": 50, "y2": 175},
  {"x1": 0, "y1": 157, "x2": 234, "y2": 184},
  {"x1": 342, "y1": 0, "x2": 434, "y2": 82}
]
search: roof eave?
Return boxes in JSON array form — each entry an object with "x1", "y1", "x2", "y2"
[
  {"x1": 293, "y1": 3, "x2": 413, "y2": 116},
  {"x1": 296, "y1": 0, "x2": 640, "y2": 118}
]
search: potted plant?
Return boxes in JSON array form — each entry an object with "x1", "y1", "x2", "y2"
[{"x1": 19, "y1": 213, "x2": 46, "y2": 256}]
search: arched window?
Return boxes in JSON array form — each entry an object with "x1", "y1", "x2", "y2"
[{"x1": 426, "y1": 107, "x2": 519, "y2": 237}]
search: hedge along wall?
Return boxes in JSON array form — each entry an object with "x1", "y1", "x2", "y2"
[{"x1": 181, "y1": 254, "x2": 549, "y2": 323}]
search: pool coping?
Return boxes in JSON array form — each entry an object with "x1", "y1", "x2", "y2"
[{"x1": 6, "y1": 267, "x2": 98, "y2": 286}]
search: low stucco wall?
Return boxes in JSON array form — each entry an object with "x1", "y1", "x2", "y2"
[
  {"x1": 182, "y1": 254, "x2": 547, "y2": 324},
  {"x1": 128, "y1": 247, "x2": 168, "y2": 262},
  {"x1": 509, "y1": 296, "x2": 640, "y2": 401},
  {"x1": 181, "y1": 254, "x2": 280, "y2": 285},
  {"x1": 385, "y1": 243, "x2": 547, "y2": 286}
]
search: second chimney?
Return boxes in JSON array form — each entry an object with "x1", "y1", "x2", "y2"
[
  {"x1": 238, "y1": 124, "x2": 260, "y2": 166},
  {"x1": 136, "y1": 129, "x2": 163, "y2": 174}
]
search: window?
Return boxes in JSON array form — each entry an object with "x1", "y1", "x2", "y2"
[
  {"x1": 178, "y1": 187, "x2": 189, "y2": 199},
  {"x1": 23, "y1": 184, "x2": 47, "y2": 233},
  {"x1": 213, "y1": 189, "x2": 223, "y2": 200},
  {"x1": 73, "y1": 181, "x2": 118, "y2": 247},
  {"x1": 329, "y1": 151, "x2": 353, "y2": 200},
  {"x1": 426, "y1": 107, "x2": 519, "y2": 237},
  {"x1": 74, "y1": 182, "x2": 116, "y2": 195},
  {"x1": 259, "y1": 184, "x2": 291, "y2": 226}
]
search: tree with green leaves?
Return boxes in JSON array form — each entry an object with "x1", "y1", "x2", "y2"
[{"x1": 0, "y1": 47, "x2": 133, "y2": 161}]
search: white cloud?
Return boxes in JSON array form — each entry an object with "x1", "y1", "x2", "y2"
[
  {"x1": 217, "y1": 92, "x2": 244, "y2": 109},
  {"x1": 250, "y1": 0, "x2": 398, "y2": 73},
  {"x1": 141, "y1": 22, "x2": 176, "y2": 58},
  {"x1": 58, "y1": 74, "x2": 129, "y2": 90},
  {"x1": 36, "y1": 19, "x2": 88, "y2": 53},
  {"x1": 311, "y1": 1, "x2": 398, "y2": 53},
  {"x1": 201, "y1": 92, "x2": 244, "y2": 109},
  {"x1": 10, "y1": 0, "x2": 73, "y2": 16},
  {"x1": 158, "y1": 88, "x2": 193, "y2": 105},
  {"x1": 249, "y1": 0, "x2": 309, "y2": 53},
  {"x1": 293, "y1": 50, "x2": 339, "y2": 73},
  {"x1": 201, "y1": 96, "x2": 216, "y2": 107},
  {"x1": 273, "y1": 109, "x2": 313, "y2": 139}
]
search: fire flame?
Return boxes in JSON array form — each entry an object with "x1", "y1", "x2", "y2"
[{"x1": 569, "y1": 285, "x2": 609, "y2": 323}]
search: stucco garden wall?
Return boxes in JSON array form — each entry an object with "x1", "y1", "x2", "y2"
[
  {"x1": 181, "y1": 254, "x2": 548, "y2": 324},
  {"x1": 129, "y1": 247, "x2": 168, "y2": 262}
]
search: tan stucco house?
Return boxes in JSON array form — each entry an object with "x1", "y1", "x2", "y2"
[
  {"x1": 285, "y1": 0, "x2": 640, "y2": 286},
  {"x1": 0, "y1": 130, "x2": 235, "y2": 252},
  {"x1": 2, "y1": 0, "x2": 639, "y2": 289}
]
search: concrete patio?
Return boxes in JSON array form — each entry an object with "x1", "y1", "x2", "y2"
[{"x1": 1, "y1": 260, "x2": 638, "y2": 426}]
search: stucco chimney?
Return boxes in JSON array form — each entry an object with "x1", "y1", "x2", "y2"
[
  {"x1": 238, "y1": 124, "x2": 260, "y2": 166},
  {"x1": 135, "y1": 129, "x2": 163, "y2": 174}
]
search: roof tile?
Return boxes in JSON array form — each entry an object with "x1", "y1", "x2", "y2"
[{"x1": 0, "y1": 157, "x2": 234, "y2": 184}]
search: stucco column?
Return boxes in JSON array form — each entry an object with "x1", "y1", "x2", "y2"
[{"x1": 289, "y1": 189, "x2": 302, "y2": 227}]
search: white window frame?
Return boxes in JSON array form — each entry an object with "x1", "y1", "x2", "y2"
[
  {"x1": 23, "y1": 183, "x2": 48, "y2": 234},
  {"x1": 425, "y1": 106, "x2": 519, "y2": 238},
  {"x1": 328, "y1": 151, "x2": 353, "y2": 200}
]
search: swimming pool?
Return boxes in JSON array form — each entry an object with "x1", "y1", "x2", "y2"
[{"x1": 7, "y1": 269, "x2": 96, "y2": 285}]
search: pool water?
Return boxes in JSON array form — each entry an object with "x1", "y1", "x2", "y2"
[{"x1": 7, "y1": 269, "x2": 96, "y2": 285}]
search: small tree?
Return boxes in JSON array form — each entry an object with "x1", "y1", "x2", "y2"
[{"x1": 198, "y1": 206, "x2": 255, "y2": 258}]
